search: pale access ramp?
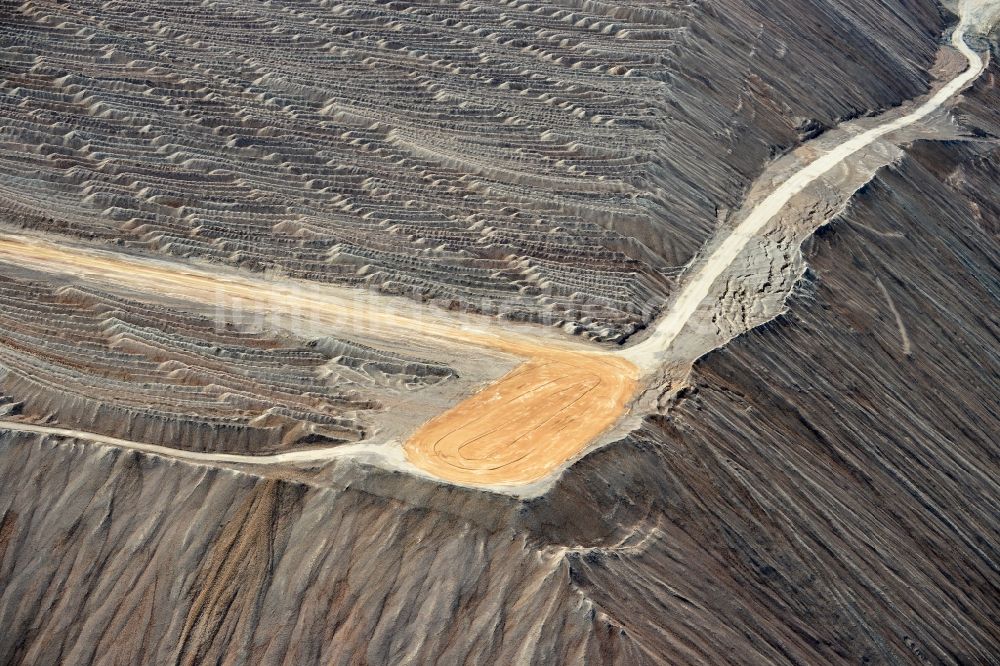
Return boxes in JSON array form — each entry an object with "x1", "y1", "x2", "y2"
[
  {"x1": 621, "y1": 15, "x2": 990, "y2": 373},
  {"x1": 0, "y1": 420, "x2": 389, "y2": 466}
]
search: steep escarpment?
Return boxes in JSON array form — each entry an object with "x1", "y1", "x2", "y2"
[
  {"x1": 528, "y1": 123, "x2": 1000, "y2": 661},
  {"x1": 0, "y1": 432, "x2": 652, "y2": 664},
  {"x1": 0, "y1": 0, "x2": 946, "y2": 339}
]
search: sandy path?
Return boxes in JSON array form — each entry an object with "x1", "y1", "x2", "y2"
[
  {"x1": 0, "y1": 420, "x2": 392, "y2": 465},
  {"x1": 0, "y1": 234, "x2": 576, "y2": 358}
]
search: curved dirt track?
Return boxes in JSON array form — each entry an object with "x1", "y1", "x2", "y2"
[
  {"x1": 408, "y1": 11, "x2": 990, "y2": 485},
  {"x1": 0, "y1": 10, "x2": 990, "y2": 488}
]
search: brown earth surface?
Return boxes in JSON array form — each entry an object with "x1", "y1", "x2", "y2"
[{"x1": 404, "y1": 352, "x2": 636, "y2": 485}]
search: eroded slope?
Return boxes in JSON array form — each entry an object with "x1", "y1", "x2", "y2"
[
  {"x1": 1, "y1": 3, "x2": 997, "y2": 665},
  {"x1": 0, "y1": 272, "x2": 455, "y2": 453},
  {"x1": 533, "y1": 105, "x2": 1000, "y2": 662}
]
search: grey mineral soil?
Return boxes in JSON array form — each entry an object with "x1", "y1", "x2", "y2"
[
  {"x1": 1, "y1": 2, "x2": 999, "y2": 665},
  {"x1": 2, "y1": 52, "x2": 999, "y2": 664},
  {"x1": 0, "y1": 0, "x2": 948, "y2": 340}
]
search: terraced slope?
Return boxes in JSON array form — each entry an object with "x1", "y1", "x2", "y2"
[
  {"x1": 0, "y1": 236, "x2": 639, "y2": 481},
  {"x1": 0, "y1": 0, "x2": 945, "y2": 340},
  {"x1": 0, "y1": 273, "x2": 454, "y2": 453}
]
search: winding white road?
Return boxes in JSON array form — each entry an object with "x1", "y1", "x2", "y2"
[
  {"x1": 621, "y1": 15, "x2": 988, "y2": 371},
  {"x1": 0, "y1": 8, "x2": 992, "y2": 483}
]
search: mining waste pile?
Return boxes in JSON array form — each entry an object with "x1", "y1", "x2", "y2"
[
  {"x1": 1, "y1": 0, "x2": 998, "y2": 664},
  {"x1": 1, "y1": 0, "x2": 947, "y2": 341}
]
